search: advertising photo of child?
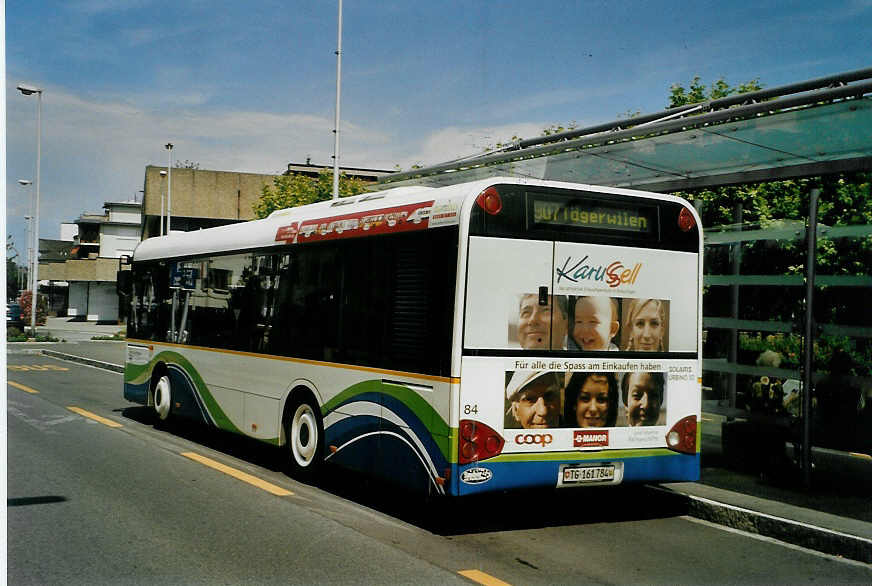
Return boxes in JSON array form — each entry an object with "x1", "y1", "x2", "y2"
[
  {"x1": 569, "y1": 296, "x2": 619, "y2": 351},
  {"x1": 563, "y1": 372, "x2": 618, "y2": 428}
]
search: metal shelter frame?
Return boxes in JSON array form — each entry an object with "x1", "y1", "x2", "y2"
[{"x1": 378, "y1": 67, "x2": 872, "y2": 192}]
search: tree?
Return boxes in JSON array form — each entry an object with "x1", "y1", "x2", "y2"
[
  {"x1": 252, "y1": 169, "x2": 369, "y2": 219},
  {"x1": 18, "y1": 290, "x2": 47, "y2": 327},
  {"x1": 668, "y1": 76, "x2": 762, "y2": 108},
  {"x1": 174, "y1": 160, "x2": 201, "y2": 170},
  {"x1": 7, "y1": 235, "x2": 22, "y2": 300}
]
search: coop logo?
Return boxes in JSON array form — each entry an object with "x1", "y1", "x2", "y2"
[
  {"x1": 574, "y1": 430, "x2": 609, "y2": 448},
  {"x1": 556, "y1": 255, "x2": 642, "y2": 288},
  {"x1": 514, "y1": 433, "x2": 553, "y2": 446}
]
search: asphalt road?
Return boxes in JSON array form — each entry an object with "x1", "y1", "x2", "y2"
[{"x1": 7, "y1": 353, "x2": 872, "y2": 585}]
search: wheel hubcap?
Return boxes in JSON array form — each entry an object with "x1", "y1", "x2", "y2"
[{"x1": 292, "y1": 404, "x2": 317, "y2": 466}]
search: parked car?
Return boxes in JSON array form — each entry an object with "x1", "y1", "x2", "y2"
[{"x1": 6, "y1": 302, "x2": 23, "y2": 328}]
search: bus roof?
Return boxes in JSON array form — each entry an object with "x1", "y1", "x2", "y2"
[{"x1": 132, "y1": 177, "x2": 689, "y2": 262}]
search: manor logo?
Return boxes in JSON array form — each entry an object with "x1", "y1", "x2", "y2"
[{"x1": 574, "y1": 430, "x2": 609, "y2": 448}]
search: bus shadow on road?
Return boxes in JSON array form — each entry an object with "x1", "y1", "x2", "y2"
[
  {"x1": 315, "y1": 468, "x2": 691, "y2": 536},
  {"x1": 119, "y1": 406, "x2": 286, "y2": 473}
]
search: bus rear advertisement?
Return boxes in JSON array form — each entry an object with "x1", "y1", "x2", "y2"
[{"x1": 122, "y1": 177, "x2": 702, "y2": 496}]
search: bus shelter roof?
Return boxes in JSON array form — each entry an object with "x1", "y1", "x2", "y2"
[{"x1": 378, "y1": 67, "x2": 872, "y2": 193}]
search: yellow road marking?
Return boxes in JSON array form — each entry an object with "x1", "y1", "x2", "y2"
[
  {"x1": 8, "y1": 381, "x2": 39, "y2": 394},
  {"x1": 67, "y1": 406, "x2": 123, "y2": 428},
  {"x1": 181, "y1": 452, "x2": 293, "y2": 497},
  {"x1": 7, "y1": 364, "x2": 69, "y2": 371},
  {"x1": 458, "y1": 569, "x2": 512, "y2": 586}
]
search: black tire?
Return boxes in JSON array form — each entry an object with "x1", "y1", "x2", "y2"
[{"x1": 284, "y1": 395, "x2": 324, "y2": 479}]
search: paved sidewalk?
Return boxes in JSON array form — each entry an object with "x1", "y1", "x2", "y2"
[
  {"x1": 38, "y1": 316, "x2": 126, "y2": 343},
  {"x1": 9, "y1": 331, "x2": 872, "y2": 564}
]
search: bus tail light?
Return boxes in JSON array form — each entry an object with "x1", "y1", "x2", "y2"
[
  {"x1": 678, "y1": 207, "x2": 696, "y2": 232},
  {"x1": 459, "y1": 419, "x2": 505, "y2": 464},
  {"x1": 666, "y1": 415, "x2": 697, "y2": 454},
  {"x1": 475, "y1": 187, "x2": 503, "y2": 215}
]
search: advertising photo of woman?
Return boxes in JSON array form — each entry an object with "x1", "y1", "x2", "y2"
[
  {"x1": 563, "y1": 372, "x2": 618, "y2": 428},
  {"x1": 622, "y1": 298, "x2": 668, "y2": 351}
]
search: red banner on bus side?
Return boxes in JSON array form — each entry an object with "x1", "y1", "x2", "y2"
[{"x1": 274, "y1": 200, "x2": 435, "y2": 244}]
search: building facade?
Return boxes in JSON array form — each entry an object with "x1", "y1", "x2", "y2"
[
  {"x1": 140, "y1": 163, "x2": 393, "y2": 240},
  {"x1": 40, "y1": 201, "x2": 142, "y2": 322}
]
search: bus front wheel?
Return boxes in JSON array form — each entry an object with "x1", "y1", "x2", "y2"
[
  {"x1": 153, "y1": 374, "x2": 172, "y2": 421},
  {"x1": 285, "y1": 397, "x2": 323, "y2": 479}
]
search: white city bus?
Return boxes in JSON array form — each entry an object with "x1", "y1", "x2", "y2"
[{"x1": 123, "y1": 177, "x2": 702, "y2": 496}]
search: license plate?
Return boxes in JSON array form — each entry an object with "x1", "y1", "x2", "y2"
[{"x1": 561, "y1": 465, "x2": 615, "y2": 484}]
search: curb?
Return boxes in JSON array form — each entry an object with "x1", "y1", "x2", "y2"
[
  {"x1": 652, "y1": 485, "x2": 872, "y2": 564},
  {"x1": 41, "y1": 349, "x2": 124, "y2": 374}
]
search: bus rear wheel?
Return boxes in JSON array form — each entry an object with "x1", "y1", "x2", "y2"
[
  {"x1": 285, "y1": 397, "x2": 323, "y2": 479},
  {"x1": 153, "y1": 374, "x2": 172, "y2": 421}
]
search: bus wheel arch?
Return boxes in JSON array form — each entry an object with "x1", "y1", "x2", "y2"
[
  {"x1": 150, "y1": 362, "x2": 172, "y2": 421},
  {"x1": 282, "y1": 386, "x2": 324, "y2": 479}
]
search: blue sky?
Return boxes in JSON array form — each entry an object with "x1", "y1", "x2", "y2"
[{"x1": 6, "y1": 0, "x2": 872, "y2": 256}]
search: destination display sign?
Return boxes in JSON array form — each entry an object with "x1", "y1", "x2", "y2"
[{"x1": 529, "y1": 193, "x2": 656, "y2": 235}]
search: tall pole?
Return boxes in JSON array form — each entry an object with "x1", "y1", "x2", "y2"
[
  {"x1": 332, "y1": 0, "x2": 343, "y2": 200},
  {"x1": 33, "y1": 91, "x2": 41, "y2": 334},
  {"x1": 159, "y1": 169, "x2": 167, "y2": 236},
  {"x1": 801, "y1": 187, "x2": 820, "y2": 489},
  {"x1": 19, "y1": 180, "x2": 34, "y2": 299},
  {"x1": 24, "y1": 215, "x2": 32, "y2": 292},
  {"x1": 165, "y1": 143, "x2": 174, "y2": 233},
  {"x1": 17, "y1": 87, "x2": 43, "y2": 335}
]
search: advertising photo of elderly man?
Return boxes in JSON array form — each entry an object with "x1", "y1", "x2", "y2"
[
  {"x1": 517, "y1": 294, "x2": 569, "y2": 350},
  {"x1": 505, "y1": 371, "x2": 563, "y2": 429}
]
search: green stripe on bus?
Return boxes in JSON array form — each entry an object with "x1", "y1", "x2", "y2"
[
  {"x1": 124, "y1": 361, "x2": 150, "y2": 384},
  {"x1": 324, "y1": 379, "x2": 452, "y2": 460},
  {"x1": 150, "y1": 351, "x2": 243, "y2": 435}
]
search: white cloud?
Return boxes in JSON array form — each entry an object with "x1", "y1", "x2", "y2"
[
  {"x1": 6, "y1": 80, "x2": 559, "y2": 253},
  {"x1": 389, "y1": 122, "x2": 548, "y2": 170}
]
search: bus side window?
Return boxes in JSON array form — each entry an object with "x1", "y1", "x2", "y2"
[
  {"x1": 279, "y1": 246, "x2": 340, "y2": 361},
  {"x1": 336, "y1": 239, "x2": 388, "y2": 367}
]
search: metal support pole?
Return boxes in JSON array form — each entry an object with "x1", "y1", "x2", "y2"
[
  {"x1": 801, "y1": 187, "x2": 820, "y2": 489},
  {"x1": 165, "y1": 143, "x2": 174, "y2": 233},
  {"x1": 332, "y1": 0, "x2": 343, "y2": 200},
  {"x1": 159, "y1": 170, "x2": 167, "y2": 236},
  {"x1": 728, "y1": 203, "x2": 743, "y2": 410},
  {"x1": 29, "y1": 92, "x2": 42, "y2": 336}
]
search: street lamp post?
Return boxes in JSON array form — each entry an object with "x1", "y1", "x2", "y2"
[
  {"x1": 23, "y1": 214, "x2": 32, "y2": 292},
  {"x1": 159, "y1": 169, "x2": 167, "y2": 236},
  {"x1": 17, "y1": 83, "x2": 42, "y2": 335},
  {"x1": 332, "y1": 0, "x2": 343, "y2": 200},
  {"x1": 17, "y1": 179, "x2": 33, "y2": 295},
  {"x1": 165, "y1": 143, "x2": 174, "y2": 233}
]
